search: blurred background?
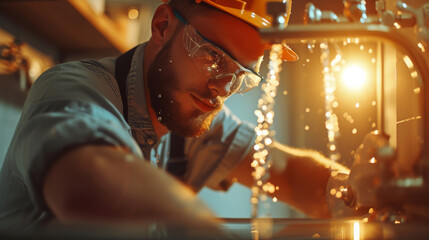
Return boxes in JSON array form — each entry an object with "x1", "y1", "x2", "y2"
[{"x1": 0, "y1": 0, "x2": 427, "y2": 221}]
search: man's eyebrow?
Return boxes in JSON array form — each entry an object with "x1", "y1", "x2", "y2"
[
  {"x1": 172, "y1": 8, "x2": 240, "y2": 63},
  {"x1": 173, "y1": 8, "x2": 260, "y2": 73}
]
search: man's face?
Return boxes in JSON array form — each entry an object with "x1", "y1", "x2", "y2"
[
  {"x1": 147, "y1": 7, "x2": 265, "y2": 137},
  {"x1": 147, "y1": 29, "x2": 223, "y2": 137}
]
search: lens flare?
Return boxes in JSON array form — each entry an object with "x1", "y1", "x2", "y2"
[{"x1": 342, "y1": 65, "x2": 367, "y2": 89}]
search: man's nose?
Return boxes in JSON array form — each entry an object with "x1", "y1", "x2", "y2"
[{"x1": 207, "y1": 74, "x2": 234, "y2": 97}]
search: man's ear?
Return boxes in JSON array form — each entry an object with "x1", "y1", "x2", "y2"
[{"x1": 151, "y1": 4, "x2": 178, "y2": 45}]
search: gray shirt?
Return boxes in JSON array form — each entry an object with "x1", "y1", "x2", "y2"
[{"x1": 0, "y1": 43, "x2": 256, "y2": 230}]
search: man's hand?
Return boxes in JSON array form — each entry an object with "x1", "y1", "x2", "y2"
[
  {"x1": 326, "y1": 131, "x2": 397, "y2": 217},
  {"x1": 348, "y1": 131, "x2": 396, "y2": 209}
]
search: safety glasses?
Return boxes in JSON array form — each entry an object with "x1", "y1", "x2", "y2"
[{"x1": 173, "y1": 9, "x2": 264, "y2": 95}]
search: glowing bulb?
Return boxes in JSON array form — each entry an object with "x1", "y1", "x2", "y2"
[{"x1": 342, "y1": 65, "x2": 367, "y2": 89}]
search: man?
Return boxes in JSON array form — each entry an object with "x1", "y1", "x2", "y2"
[{"x1": 0, "y1": 0, "x2": 362, "y2": 234}]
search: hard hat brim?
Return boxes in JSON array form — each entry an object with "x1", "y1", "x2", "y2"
[{"x1": 281, "y1": 43, "x2": 299, "y2": 61}]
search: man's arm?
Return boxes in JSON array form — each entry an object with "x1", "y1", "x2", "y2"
[
  {"x1": 43, "y1": 144, "x2": 220, "y2": 229},
  {"x1": 227, "y1": 141, "x2": 350, "y2": 218}
]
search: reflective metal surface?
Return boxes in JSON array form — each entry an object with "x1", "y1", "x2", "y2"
[{"x1": 222, "y1": 218, "x2": 429, "y2": 239}]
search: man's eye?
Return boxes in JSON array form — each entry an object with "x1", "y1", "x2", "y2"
[{"x1": 206, "y1": 49, "x2": 223, "y2": 67}]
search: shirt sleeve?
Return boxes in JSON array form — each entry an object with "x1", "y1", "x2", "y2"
[
  {"x1": 7, "y1": 62, "x2": 141, "y2": 211},
  {"x1": 184, "y1": 106, "x2": 256, "y2": 191}
]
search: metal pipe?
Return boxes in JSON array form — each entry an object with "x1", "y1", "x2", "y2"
[{"x1": 260, "y1": 23, "x2": 429, "y2": 184}]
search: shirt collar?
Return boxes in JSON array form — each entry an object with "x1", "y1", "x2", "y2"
[{"x1": 125, "y1": 43, "x2": 159, "y2": 156}]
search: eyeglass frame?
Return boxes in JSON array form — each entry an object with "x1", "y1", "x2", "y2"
[{"x1": 171, "y1": 8, "x2": 265, "y2": 94}]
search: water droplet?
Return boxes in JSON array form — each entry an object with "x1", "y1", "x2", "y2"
[
  {"x1": 307, "y1": 44, "x2": 314, "y2": 53},
  {"x1": 336, "y1": 191, "x2": 342, "y2": 198},
  {"x1": 414, "y1": 88, "x2": 421, "y2": 94}
]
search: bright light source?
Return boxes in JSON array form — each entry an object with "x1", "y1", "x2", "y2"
[
  {"x1": 342, "y1": 65, "x2": 367, "y2": 90},
  {"x1": 354, "y1": 221, "x2": 360, "y2": 240}
]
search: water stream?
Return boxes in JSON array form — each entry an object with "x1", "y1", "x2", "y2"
[{"x1": 251, "y1": 43, "x2": 283, "y2": 240}]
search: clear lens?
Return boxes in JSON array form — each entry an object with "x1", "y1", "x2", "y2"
[
  {"x1": 241, "y1": 72, "x2": 262, "y2": 92},
  {"x1": 183, "y1": 24, "x2": 262, "y2": 94},
  {"x1": 195, "y1": 44, "x2": 237, "y2": 74}
]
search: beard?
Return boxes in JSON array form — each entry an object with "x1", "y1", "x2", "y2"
[{"x1": 147, "y1": 36, "x2": 222, "y2": 137}]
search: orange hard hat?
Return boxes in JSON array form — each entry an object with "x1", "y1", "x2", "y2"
[
  {"x1": 195, "y1": 0, "x2": 298, "y2": 61},
  {"x1": 162, "y1": 0, "x2": 298, "y2": 61}
]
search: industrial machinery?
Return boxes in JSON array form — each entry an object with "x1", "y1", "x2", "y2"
[{"x1": 243, "y1": 0, "x2": 429, "y2": 239}]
